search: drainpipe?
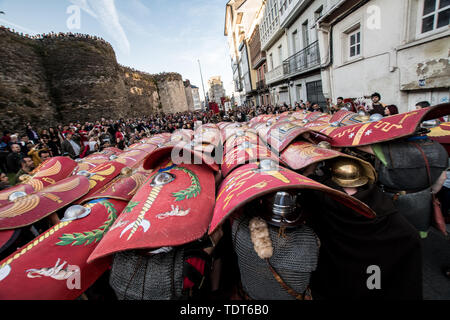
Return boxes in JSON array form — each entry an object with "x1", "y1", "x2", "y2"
[{"x1": 317, "y1": 0, "x2": 371, "y2": 99}]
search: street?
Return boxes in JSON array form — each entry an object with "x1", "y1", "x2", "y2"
[{"x1": 423, "y1": 225, "x2": 450, "y2": 300}]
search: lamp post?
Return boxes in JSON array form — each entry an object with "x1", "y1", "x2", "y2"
[{"x1": 198, "y1": 59, "x2": 208, "y2": 111}]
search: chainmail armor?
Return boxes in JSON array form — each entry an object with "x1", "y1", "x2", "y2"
[
  {"x1": 110, "y1": 249, "x2": 184, "y2": 300},
  {"x1": 377, "y1": 139, "x2": 448, "y2": 190},
  {"x1": 232, "y1": 214, "x2": 319, "y2": 300},
  {"x1": 385, "y1": 187, "x2": 432, "y2": 232}
]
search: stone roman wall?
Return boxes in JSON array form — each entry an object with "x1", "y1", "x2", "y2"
[{"x1": 0, "y1": 28, "x2": 188, "y2": 132}]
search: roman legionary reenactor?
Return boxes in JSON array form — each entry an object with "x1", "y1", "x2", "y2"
[
  {"x1": 209, "y1": 120, "x2": 374, "y2": 300},
  {"x1": 306, "y1": 157, "x2": 423, "y2": 299},
  {"x1": 323, "y1": 103, "x2": 450, "y2": 238},
  {"x1": 210, "y1": 150, "x2": 376, "y2": 300},
  {"x1": 88, "y1": 128, "x2": 223, "y2": 300},
  {"x1": 0, "y1": 137, "x2": 163, "y2": 299}
]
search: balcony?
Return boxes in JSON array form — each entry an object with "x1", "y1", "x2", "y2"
[
  {"x1": 283, "y1": 41, "x2": 320, "y2": 76},
  {"x1": 257, "y1": 80, "x2": 267, "y2": 91},
  {"x1": 279, "y1": 0, "x2": 314, "y2": 29},
  {"x1": 251, "y1": 51, "x2": 266, "y2": 70},
  {"x1": 265, "y1": 65, "x2": 285, "y2": 85},
  {"x1": 260, "y1": 17, "x2": 284, "y2": 51}
]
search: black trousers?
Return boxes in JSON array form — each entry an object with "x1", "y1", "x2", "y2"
[{"x1": 438, "y1": 186, "x2": 450, "y2": 217}]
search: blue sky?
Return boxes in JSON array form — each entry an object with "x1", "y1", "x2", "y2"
[{"x1": 0, "y1": 0, "x2": 233, "y2": 99}]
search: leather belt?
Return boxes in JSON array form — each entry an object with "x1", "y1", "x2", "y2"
[{"x1": 382, "y1": 186, "x2": 430, "y2": 201}]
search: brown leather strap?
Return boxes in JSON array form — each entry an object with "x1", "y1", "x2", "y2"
[
  {"x1": 266, "y1": 259, "x2": 312, "y2": 300},
  {"x1": 411, "y1": 142, "x2": 438, "y2": 207},
  {"x1": 410, "y1": 142, "x2": 433, "y2": 190}
]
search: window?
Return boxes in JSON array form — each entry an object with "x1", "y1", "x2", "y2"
[
  {"x1": 420, "y1": 0, "x2": 450, "y2": 34},
  {"x1": 349, "y1": 29, "x2": 361, "y2": 58},
  {"x1": 315, "y1": 6, "x2": 323, "y2": 21},
  {"x1": 306, "y1": 81, "x2": 326, "y2": 106},
  {"x1": 292, "y1": 30, "x2": 298, "y2": 54},
  {"x1": 302, "y1": 20, "x2": 309, "y2": 48},
  {"x1": 278, "y1": 45, "x2": 283, "y2": 66},
  {"x1": 269, "y1": 53, "x2": 274, "y2": 70},
  {"x1": 314, "y1": 7, "x2": 323, "y2": 40}
]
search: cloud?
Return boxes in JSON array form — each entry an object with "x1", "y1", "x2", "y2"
[
  {"x1": 0, "y1": 17, "x2": 37, "y2": 34},
  {"x1": 69, "y1": 0, "x2": 97, "y2": 18},
  {"x1": 119, "y1": 12, "x2": 152, "y2": 37},
  {"x1": 128, "y1": 0, "x2": 151, "y2": 17},
  {"x1": 70, "y1": 0, "x2": 130, "y2": 55}
]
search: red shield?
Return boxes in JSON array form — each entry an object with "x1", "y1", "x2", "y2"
[
  {"x1": 250, "y1": 114, "x2": 274, "y2": 124},
  {"x1": 221, "y1": 123, "x2": 251, "y2": 142},
  {"x1": 303, "y1": 120, "x2": 332, "y2": 132},
  {"x1": 249, "y1": 120, "x2": 269, "y2": 131},
  {"x1": 143, "y1": 141, "x2": 220, "y2": 172},
  {"x1": 329, "y1": 109, "x2": 358, "y2": 124},
  {"x1": 198, "y1": 123, "x2": 219, "y2": 130},
  {"x1": 73, "y1": 154, "x2": 111, "y2": 174},
  {"x1": 83, "y1": 170, "x2": 153, "y2": 202},
  {"x1": 195, "y1": 125, "x2": 222, "y2": 148},
  {"x1": 329, "y1": 105, "x2": 450, "y2": 147},
  {"x1": 290, "y1": 111, "x2": 309, "y2": 120},
  {"x1": 221, "y1": 143, "x2": 280, "y2": 178},
  {"x1": 248, "y1": 115, "x2": 265, "y2": 124},
  {"x1": 141, "y1": 133, "x2": 171, "y2": 146},
  {"x1": 88, "y1": 163, "x2": 216, "y2": 262},
  {"x1": 248, "y1": 121, "x2": 262, "y2": 129},
  {"x1": 280, "y1": 141, "x2": 377, "y2": 182},
  {"x1": 217, "y1": 122, "x2": 232, "y2": 130},
  {"x1": 339, "y1": 113, "x2": 370, "y2": 126},
  {"x1": 304, "y1": 111, "x2": 325, "y2": 121},
  {"x1": 126, "y1": 143, "x2": 143, "y2": 149},
  {"x1": 171, "y1": 129, "x2": 194, "y2": 142},
  {"x1": 224, "y1": 131, "x2": 263, "y2": 154},
  {"x1": 315, "y1": 114, "x2": 333, "y2": 122},
  {"x1": 209, "y1": 163, "x2": 376, "y2": 234},
  {"x1": 0, "y1": 199, "x2": 127, "y2": 300},
  {"x1": 255, "y1": 120, "x2": 277, "y2": 143},
  {"x1": 266, "y1": 122, "x2": 331, "y2": 153},
  {"x1": 113, "y1": 149, "x2": 153, "y2": 168},
  {"x1": 0, "y1": 176, "x2": 90, "y2": 230},
  {"x1": 0, "y1": 184, "x2": 36, "y2": 208},
  {"x1": 76, "y1": 162, "x2": 126, "y2": 204},
  {"x1": 429, "y1": 122, "x2": 450, "y2": 155},
  {"x1": 125, "y1": 143, "x2": 158, "y2": 154},
  {"x1": 82, "y1": 153, "x2": 110, "y2": 161},
  {"x1": 24, "y1": 157, "x2": 78, "y2": 193},
  {"x1": 429, "y1": 122, "x2": 450, "y2": 144},
  {"x1": 281, "y1": 141, "x2": 343, "y2": 170},
  {"x1": 101, "y1": 147, "x2": 124, "y2": 156}
]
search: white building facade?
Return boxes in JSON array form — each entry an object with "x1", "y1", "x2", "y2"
[
  {"x1": 262, "y1": 0, "x2": 328, "y2": 107},
  {"x1": 225, "y1": 0, "x2": 266, "y2": 106},
  {"x1": 191, "y1": 86, "x2": 202, "y2": 110},
  {"x1": 281, "y1": 0, "x2": 327, "y2": 107},
  {"x1": 317, "y1": 0, "x2": 450, "y2": 112}
]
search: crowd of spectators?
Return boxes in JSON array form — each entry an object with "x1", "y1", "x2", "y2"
[
  {"x1": 0, "y1": 25, "x2": 111, "y2": 46},
  {"x1": 0, "y1": 105, "x2": 302, "y2": 189},
  {"x1": 0, "y1": 92, "x2": 445, "y2": 190}
]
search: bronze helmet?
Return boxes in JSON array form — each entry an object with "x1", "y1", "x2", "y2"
[
  {"x1": 259, "y1": 191, "x2": 305, "y2": 228},
  {"x1": 330, "y1": 158, "x2": 369, "y2": 188}
]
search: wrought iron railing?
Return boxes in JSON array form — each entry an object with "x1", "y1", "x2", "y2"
[
  {"x1": 283, "y1": 41, "x2": 320, "y2": 76},
  {"x1": 265, "y1": 65, "x2": 284, "y2": 85},
  {"x1": 257, "y1": 80, "x2": 267, "y2": 90}
]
